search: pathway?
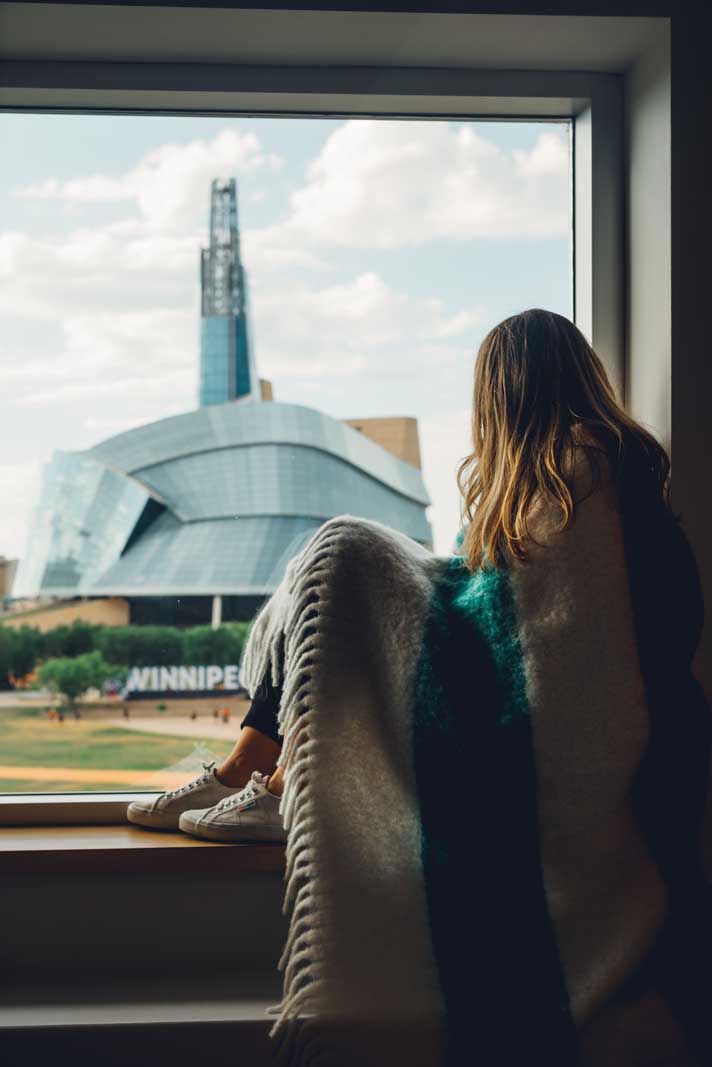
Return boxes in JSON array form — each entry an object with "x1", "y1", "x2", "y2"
[{"x1": 0, "y1": 765, "x2": 191, "y2": 787}]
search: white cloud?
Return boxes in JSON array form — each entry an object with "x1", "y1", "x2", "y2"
[
  {"x1": 19, "y1": 174, "x2": 132, "y2": 204},
  {"x1": 513, "y1": 130, "x2": 570, "y2": 177},
  {"x1": 431, "y1": 308, "x2": 483, "y2": 340},
  {"x1": 61, "y1": 309, "x2": 197, "y2": 374},
  {"x1": 252, "y1": 271, "x2": 483, "y2": 381},
  {"x1": 0, "y1": 461, "x2": 45, "y2": 559},
  {"x1": 0, "y1": 121, "x2": 565, "y2": 359},
  {"x1": 17, "y1": 371, "x2": 193, "y2": 409},
  {"x1": 419, "y1": 408, "x2": 472, "y2": 555},
  {"x1": 83, "y1": 411, "x2": 182, "y2": 436},
  {"x1": 258, "y1": 121, "x2": 570, "y2": 252},
  {"x1": 4, "y1": 128, "x2": 289, "y2": 339},
  {"x1": 0, "y1": 322, "x2": 198, "y2": 531},
  {"x1": 0, "y1": 225, "x2": 197, "y2": 323},
  {"x1": 241, "y1": 232, "x2": 332, "y2": 274},
  {"x1": 16, "y1": 129, "x2": 283, "y2": 233},
  {"x1": 3, "y1": 309, "x2": 184, "y2": 368}
]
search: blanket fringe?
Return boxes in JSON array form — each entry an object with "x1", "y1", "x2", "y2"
[{"x1": 241, "y1": 518, "x2": 357, "y2": 1065}]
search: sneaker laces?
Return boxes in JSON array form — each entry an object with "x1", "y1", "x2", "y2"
[
  {"x1": 214, "y1": 770, "x2": 270, "y2": 813},
  {"x1": 163, "y1": 760, "x2": 216, "y2": 800}
]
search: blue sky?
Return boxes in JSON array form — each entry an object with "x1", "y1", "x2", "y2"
[{"x1": 0, "y1": 114, "x2": 571, "y2": 556}]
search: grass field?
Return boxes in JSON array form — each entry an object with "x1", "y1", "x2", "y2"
[{"x1": 0, "y1": 705, "x2": 236, "y2": 794}]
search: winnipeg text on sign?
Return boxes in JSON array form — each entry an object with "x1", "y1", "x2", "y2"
[{"x1": 124, "y1": 664, "x2": 241, "y2": 695}]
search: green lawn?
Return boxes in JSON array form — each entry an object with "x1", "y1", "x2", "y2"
[{"x1": 0, "y1": 706, "x2": 235, "y2": 794}]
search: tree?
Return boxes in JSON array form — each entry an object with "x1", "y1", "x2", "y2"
[
  {"x1": 39, "y1": 651, "x2": 111, "y2": 708},
  {"x1": 39, "y1": 657, "x2": 90, "y2": 706},
  {"x1": 9, "y1": 626, "x2": 42, "y2": 680},
  {"x1": 0, "y1": 628, "x2": 13, "y2": 690},
  {"x1": 81, "y1": 650, "x2": 113, "y2": 690},
  {"x1": 0, "y1": 626, "x2": 42, "y2": 687}
]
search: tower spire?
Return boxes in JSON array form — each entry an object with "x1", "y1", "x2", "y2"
[{"x1": 199, "y1": 178, "x2": 257, "y2": 406}]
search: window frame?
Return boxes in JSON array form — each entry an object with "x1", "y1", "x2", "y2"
[{"x1": 0, "y1": 63, "x2": 622, "y2": 826}]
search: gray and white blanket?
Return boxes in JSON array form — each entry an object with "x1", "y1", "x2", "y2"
[{"x1": 241, "y1": 472, "x2": 711, "y2": 1066}]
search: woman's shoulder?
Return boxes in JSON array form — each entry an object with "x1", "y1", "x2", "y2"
[
  {"x1": 566, "y1": 426, "x2": 617, "y2": 500},
  {"x1": 522, "y1": 439, "x2": 617, "y2": 550}
]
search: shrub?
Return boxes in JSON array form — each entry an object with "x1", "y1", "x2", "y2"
[
  {"x1": 182, "y1": 623, "x2": 249, "y2": 666},
  {"x1": 41, "y1": 620, "x2": 99, "y2": 659},
  {"x1": 98, "y1": 625, "x2": 183, "y2": 667},
  {"x1": 40, "y1": 620, "x2": 251, "y2": 677}
]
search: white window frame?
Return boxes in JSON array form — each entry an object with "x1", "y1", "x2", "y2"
[{"x1": 0, "y1": 58, "x2": 623, "y2": 827}]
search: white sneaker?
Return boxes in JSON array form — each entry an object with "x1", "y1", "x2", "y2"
[
  {"x1": 126, "y1": 761, "x2": 240, "y2": 830},
  {"x1": 179, "y1": 771, "x2": 287, "y2": 843}
]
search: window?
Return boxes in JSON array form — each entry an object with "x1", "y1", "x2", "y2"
[
  {"x1": 0, "y1": 0, "x2": 640, "y2": 818},
  {"x1": 0, "y1": 111, "x2": 573, "y2": 802}
]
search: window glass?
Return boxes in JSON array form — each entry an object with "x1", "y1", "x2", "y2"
[{"x1": 0, "y1": 114, "x2": 572, "y2": 795}]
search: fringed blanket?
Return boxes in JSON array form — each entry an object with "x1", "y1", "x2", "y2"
[{"x1": 241, "y1": 480, "x2": 712, "y2": 1066}]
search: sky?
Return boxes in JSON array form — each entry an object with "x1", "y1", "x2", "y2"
[{"x1": 0, "y1": 114, "x2": 571, "y2": 558}]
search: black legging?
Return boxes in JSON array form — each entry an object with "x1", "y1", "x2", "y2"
[{"x1": 241, "y1": 669, "x2": 282, "y2": 745}]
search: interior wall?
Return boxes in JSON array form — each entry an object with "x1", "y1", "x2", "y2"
[
  {"x1": 669, "y1": 9, "x2": 712, "y2": 695},
  {"x1": 624, "y1": 32, "x2": 671, "y2": 449},
  {"x1": 619, "y1": 5, "x2": 712, "y2": 697},
  {"x1": 1, "y1": 869, "x2": 286, "y2": 978}
]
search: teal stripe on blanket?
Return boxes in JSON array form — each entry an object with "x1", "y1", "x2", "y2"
[{"x1": 412, "y1": 558, "x2": 578, "y2": 1065}]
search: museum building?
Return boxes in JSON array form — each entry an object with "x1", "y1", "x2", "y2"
[
  {"x1": 12, "y1": 401, "x2": 431, "y2": 624},
  {"x1": 9, "y1": 178, "x2": 431, "y2": 626}
]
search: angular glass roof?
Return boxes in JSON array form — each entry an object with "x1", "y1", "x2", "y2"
[
  {"x1": 17, "y1": 399, "x2": 433, "y2": 599},
  {"x1": 91, "y1": 513, "x2": 324, "y2": 596},
  {"x1": 90, "y1": 401, "x2": 430, "y2": 508}
]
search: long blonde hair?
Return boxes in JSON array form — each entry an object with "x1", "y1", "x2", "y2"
[{"x1": 457, "y1": 309, "x2": 670, "y2": 570}]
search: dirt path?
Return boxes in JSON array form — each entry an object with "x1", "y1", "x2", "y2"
[{"x1": 0, "y1": 765, "x2": 192, "y2": 787}]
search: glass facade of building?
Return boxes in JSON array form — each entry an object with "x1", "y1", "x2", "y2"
[
  {"x1": 90, "y1": 400, "x2": 429, "y2": 505},
  {"x1": 199, "y1": 178, "x2": 256, "y2": 407},
  {"x1": 14, "y1": 401, "x2": 432, "y2": 602},
  {"x1": 13, "y1": 453, "x2": 148, "y2": 598}
]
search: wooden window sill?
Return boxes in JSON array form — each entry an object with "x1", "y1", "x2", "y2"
[
  {"x1": 0, "y1": 974, "x2": 281, "y2": 1031},
  {"x1": 0, "y1": 824, "x2": 286, "y2": 877}
]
